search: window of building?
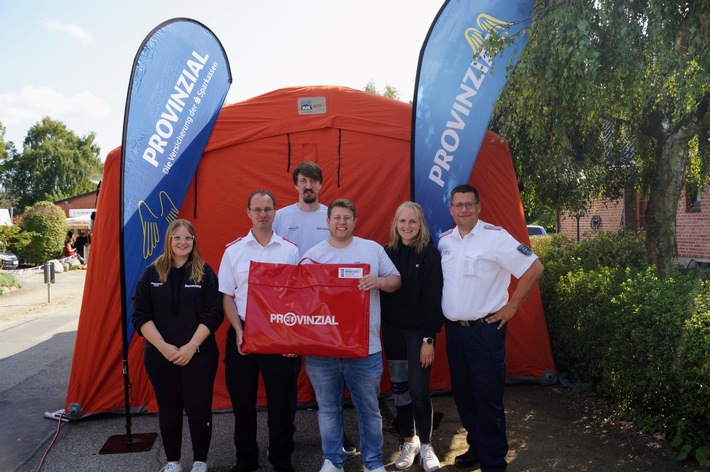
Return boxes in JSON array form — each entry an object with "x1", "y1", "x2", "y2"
[{"x1": 687, "y1": 186, "x2": 702, "y2": 213}]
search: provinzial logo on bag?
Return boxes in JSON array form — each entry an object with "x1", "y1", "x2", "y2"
[
  {"x1": 270, "y1": 312, "x2": 339, "y2": 327},
  {"x1": 244, "y1": 260, "x2": 369, "y2": 357}
]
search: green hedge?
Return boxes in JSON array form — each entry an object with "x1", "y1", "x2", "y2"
[{"x1": 532, "y1": 231, "x2": 710, "y2": 466}]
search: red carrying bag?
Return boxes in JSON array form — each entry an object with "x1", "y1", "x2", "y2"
[{"x1": 242, "y1": 259, "x2": 370, "y2": 358}]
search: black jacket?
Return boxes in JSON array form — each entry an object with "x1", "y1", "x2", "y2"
[
  {"x1": 380, "y1": 242, "x2": 444, "y2": 339},
  {"x1": 132, "y1": 263, "x2": 223, "y2": 352}
]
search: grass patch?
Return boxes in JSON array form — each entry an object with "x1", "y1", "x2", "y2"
[{"x1": 0, "y1": 271, "x2": 20, "y2": 293}]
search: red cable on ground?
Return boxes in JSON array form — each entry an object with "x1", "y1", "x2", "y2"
[{"x1": 34, "y1": 412, "x2": 65, "y2": 472}]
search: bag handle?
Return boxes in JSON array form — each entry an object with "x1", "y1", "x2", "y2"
[{"x1": 298, "y1": 257, "x2": 320, "y2": 265}]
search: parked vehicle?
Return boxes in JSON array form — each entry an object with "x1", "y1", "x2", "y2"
[
  {"x1": 1, "y1": 250, "x2": 19, "y2": 270},
  {"x1": 527, "y1": 225, "x2": 548, "y2": 237}
]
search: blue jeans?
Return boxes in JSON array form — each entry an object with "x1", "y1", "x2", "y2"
[{"x1": 305, "y1": 353, "x2": 384, "y2": 469}]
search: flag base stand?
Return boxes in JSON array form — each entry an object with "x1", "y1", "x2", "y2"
[{"x1": 99, "y1": 432, "x2": 157, "y2": 454}]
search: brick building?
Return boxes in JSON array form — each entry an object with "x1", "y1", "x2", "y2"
[
  {"x1": 559, "y1": 187, "x2": 710, "y2": 266},
  {"x1": 13, "y1": 191, "x2": 99, "y2": 231},
  {"x1": 54, "y1": 191, "x2": 98, "y2": 231},
  {"x1": 54, "y1": 190, "x2": 99, "y2": 218}
]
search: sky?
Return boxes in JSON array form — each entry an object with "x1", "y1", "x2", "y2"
[{"x1": 0, "y1": 0, "x2": 444, "y2": 158}]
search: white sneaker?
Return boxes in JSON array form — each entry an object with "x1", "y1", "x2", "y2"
[
  {"x1": 420, "y1": 444, "x2": 440, "y2": 472},
  {"x1": 191, "y1": 461, "x2": 208, "y2": 472},
  {"x1": 160, "y1": 462, "x2": 182, "y2": 472},
  {"x1": 394, "y1": 436, "x2": 421, "y2": 469},
  {"x1": 319, "y1": 459, "x2": 344, "y2": 472}
]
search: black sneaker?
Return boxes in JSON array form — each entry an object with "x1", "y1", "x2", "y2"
[
  {"x1": 454, "y1": 448, "x2": 479, "y2": 469},
  {"x1": 229, "y1": 463, "x2": 259, "y2": 472},
  {"x1": 343, "y1": 435, "x2": 357, "y2": 456}
]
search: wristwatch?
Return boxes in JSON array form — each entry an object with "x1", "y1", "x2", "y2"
[{"x1": 423, "y1": 337, "x2": 434, "y2": 344}]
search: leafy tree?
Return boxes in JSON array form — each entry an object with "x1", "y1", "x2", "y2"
[
  {"x1": 382, "y1": 84, "x2": 401, "y2": 101},
  {"x1": 1, "y1": 223, "x2": 21, "y2": 252},
  {"x1": 492, "y1": 1, "x2": 710, "y2": 278},
  {"x1": 17, "y1": 201, "x2": 66, "y2": 264},
  {"x1": 0, "y1": 123, "x2": 19, "y2": 210},
  {"x1": 0, "y1": 122, "x2": 7, "y2": 158},
  {"x1": 364, "y1": 80, "x2": 401, "y2": 100},
  {"x1": 1, "y1": 117, "x2": 103, "y2": 209},
  {"x1": 364, "y1": 80, "x2": 378, "y2": 95},
  {"x1": 0, "y1": 122, "x2": 6, "y2": 161},
  {"x1": 2, "y1": 224, "x2": 29, "y2": 259}
]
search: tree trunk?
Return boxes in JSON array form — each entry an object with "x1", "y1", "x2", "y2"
[
  {"x1": 644, "y1": 127, "x2": 693, "y2": 279},
  {"x1": 623, "y1": 176, "x2": 637, "y2": 230}
]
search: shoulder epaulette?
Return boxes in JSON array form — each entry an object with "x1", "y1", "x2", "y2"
[
  {"x1": 225, "y1": 236, "x2": 243, "y2": 247},
  {"x1": 282, "y1": 237, "x2": 298, "y2": 247},
  {"x1": 439, "y1": 229, "x2": 454, "y2": 238},
  {"x1": 484, "y1": 225, "x2": 502, "y2": 230}
]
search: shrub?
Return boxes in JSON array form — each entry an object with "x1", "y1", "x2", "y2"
[
  {"x1": 6, "y1": 227, "x2": 33, "y2": 262},
  {"x1": 16, "y1": 202, "x2": 66, "y2": 265},
  {"x1": 535, "y1": 230, "x2": 710, "y2": 467},
  {"x1": 534, "y1": 230, "x2": 647, "y2": 372},
  {"x1": 673, "y1": 282, "x2": 710, "y2": 465},
  {"x1": 1, "y1": 224, "x2": 21, "y2": 252},
  {"x1": 603, "y1": 272, "x2": 710, "y2": 466},
  {"x1": 573, "y1": 229, "x2": 648, "y2": 271},
  {"x1": 547, "y1": 266, "x2": 625, "y2": 377},
  {"x1": 605, "y1": 271, "x2": 696, "y2": 424},
  {"x1": 0, "y1": 271, "x2": 19, "y2": 293}
]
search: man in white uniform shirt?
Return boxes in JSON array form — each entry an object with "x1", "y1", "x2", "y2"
[
  {"x1": 218, "y1": 189, "x2": 299, "y2": 472},
  {"x1": 438, "y1": 184, "x2": 544, "y2": 472},
  {"x1": 302, "y1": 199, "x2": 401, "y2": 472}
]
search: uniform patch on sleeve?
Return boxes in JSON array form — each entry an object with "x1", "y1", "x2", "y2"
[{"x1": 517, "y1": 244, "x2": 533, "y2": 256}]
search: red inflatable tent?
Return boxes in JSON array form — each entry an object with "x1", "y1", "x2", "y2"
[{"x1": 65, "y1": 85, "x2": 555, "y2": 417}]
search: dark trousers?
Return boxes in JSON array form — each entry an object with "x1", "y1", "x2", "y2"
[
  {"x1": 225, "y1": 327, "x2": 297, "y2": 470},
  {"x1": 144, "y1": 344, "x2": 218, "y2": 462},
  {"x1": 382, "y1": 325, "x2": 434, "y2": 443},
  {"x1": 289, "y1": 356, "x2": 303, "y2": 427},
  {"x1": 446, "y1": 319, "x2": 508, "y2": 472}
]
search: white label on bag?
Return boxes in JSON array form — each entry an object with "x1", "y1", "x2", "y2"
[{"x1": 338, "y1": 267, "x2": 363, "y2": 278}]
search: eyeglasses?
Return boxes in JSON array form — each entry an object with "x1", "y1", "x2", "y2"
[
  {"x1": 450, "y1": 202, "x2": 479, "y2": 211},
  {"x1": 171, "y1": 235, "x2": 195, "y2": 243},
  {"x1": 249, "y1": 207, "x2": 275, "y2": 214},
  {"x1": 330, "y1": 216, "x2": 354, "y2": 223}
]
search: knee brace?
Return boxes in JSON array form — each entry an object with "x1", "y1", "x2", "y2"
[{"x1": 387, "y1": 359, "x2": 411, "y2": 407}]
